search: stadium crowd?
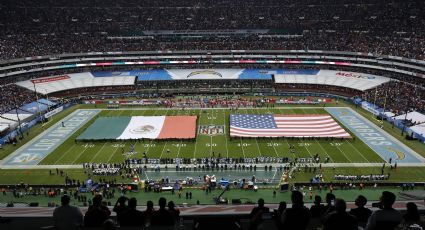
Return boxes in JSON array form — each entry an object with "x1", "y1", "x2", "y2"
[
  {"x1": 0, "y1": 84, "x2": 36, "y2": 114},
  {"x1": 361, "y1": 81, "x2": 425, "y2": 115},
  {"x1": 53, "y1": 195, "x2": 180, "y2": 229},
  {"x1": 49, "y1": 191, "x2": 424, "y2": 230},
  {"x1": 0, "y1": 0, "x2": 424, "y2": 60}
]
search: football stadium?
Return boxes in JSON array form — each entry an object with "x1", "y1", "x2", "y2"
[{"x1": 0, "y1": 0, "x2": 425, "y2": 229}]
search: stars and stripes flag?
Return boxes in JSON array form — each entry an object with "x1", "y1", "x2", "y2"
[{"x1": 230, "y1": 114, "x2": 351, "y2": 138}]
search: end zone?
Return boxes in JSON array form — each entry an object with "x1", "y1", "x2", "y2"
[
  {"x1": 1, "y1": 109, "x2": 100, "y2": 167},
  {"x1": 326, "y1": 107, "x2": 424, "y2": 164}
]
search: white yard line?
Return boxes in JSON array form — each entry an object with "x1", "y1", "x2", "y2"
[
  {"x1": 193, "y1": 110, "x2": 202, "y2": 159},
  {"x1": 345, "y1": 139, "x2": 371, "y2": 163},
  {"x1": 210, "y1": 109, "x2": 217, "y2": 157},
  {"x1": 96, "y1": 109, "x2": 128, "y2": 163},
  {"x1": 106, "y1": 143, "x2": 122, "y2": 163},
  {"x1": 71, "y1": 146, "x2": 91, "y2": 165},
  {"x1": 210, "y1": 136, "x2": 213, "y2": 156},
  {"x1": 297, "y1": 108, "x2": 317, "y2": 159},
  {"x1": 159, "y1": 140, "x2": 169, "y2": 159},
  {"x1": 248, "y1": 108, "x2": 263, "y2": 157},
  {"x1": 239, "y1": 138, "x2": 247, "y2": 159},
  {"x1": 335, "y1": 145, "x2": 354, "y2": 163},
  {"x1": 88, "y1": 142, "x2": 108, "y2": 163},
  {"x1": 176, "y1": 140, "x2": 183, "y2": 158},
  {"x1": 313, "y1": 139, "x2": 335, "y2": 163},
  {"x1": 303, "y1": 142, "x2": 314, "y2": 158},
  {"x1": 277, "y1": 108, "x2": 297, "y2": 159},
  {"x1": 265, "y1": 107, "x2": 280, "y2": 157},
  {"x1": 144, "y1": 109, "x2": 160, "y2": 155},
  {"x1": 176, "y1": 109, "x2": 190, "y2": 158},
  {"x1": 310, "y1": 108, "x2": 336, "y2": 163},
  {"x1": 52, "y1": 144, "x2": 77, "y2": 164},
  {"x1": 223, "y1": 109, "x2": 230, "y2": 158},
  {"x1": 158, "y1": 109, "x2": 172, "y2": 159},
  {"x1": 304, "y1": 108, "x2": 352, "y2": 163}
]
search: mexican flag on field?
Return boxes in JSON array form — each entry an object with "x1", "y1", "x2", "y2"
[{"x1": 77, "y1": 116, "x2": 197, "y2": 140}]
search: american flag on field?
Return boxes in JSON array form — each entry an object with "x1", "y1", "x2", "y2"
[{"x1": 230, "y1": 114, "x2": 351, "y2": 138}]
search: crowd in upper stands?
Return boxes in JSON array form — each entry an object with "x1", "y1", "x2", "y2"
[
  {"x1": 361, "y1": 80, "x2": 425, "y2": 115},
  {"x1": 52, "y1": 191, "x2": 423, "y2": 230},
  {"x1": 0, "y1": 84, "x2": 36, "y2": 114},
  {"x1": 0, "y1": 0, "x2": 424, "y2": 60}
]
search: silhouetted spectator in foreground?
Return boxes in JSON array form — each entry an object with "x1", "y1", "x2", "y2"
[
  {"x1": 322, "y1": 193, "x2": 336, "y2": 218},
  {"x1": 249, "y1": 198, "x2": 270, "y2": 230},
  {"x1": 84, "y1": 194, "x2": 111, "y2": 227},
  {"x1": 275, "y1": 201, "x2": 287, "y2": 217},
  {"x1": 401, "y1": 202, "x2": 421, "y2": 229},
  {"x1": 103, "y1": 219, "x2": 116, "y2": 230},
  {"x1": 310, "y1": 195, "x2": 325, "y2": 218},
  {"x1": 349, "y1": 195, "x2": 372, "y2": 228},
  {"x1": 151, "y1": 197, "x2": 175, "y2": 226},
  {"x1": 120, "y1": 197, "x2": 144, "y2": 227},
  {"x1": 113, "y1": 196, "x2": 128, "y2": 225},
  {"x1": 168, "y1": 201, "x2": 180, "y2": 221},
  {"x1": 274, "y1": 201, "x2": 287, "y2": 229},
  {"x1": 143, "y1": 200, "x2": 155, "y2": 225},
  {"x1": 280, "y1": 190, "x2": 311, "y2": 230},
  {"x1": 53, "y1": 195, "x2": 83, "y2": 230},
  {"x1": 365, "y1": 191, "x2": 402, "y2": 230},
  {"x1": 323, "y1": 198, "x2": 357, "y2": 230}
]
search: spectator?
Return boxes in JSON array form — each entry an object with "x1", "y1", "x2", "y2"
[
  {"x1": 275, "y1": 201, "x2": 287, "y2": 217},
  {"x1": 322, "y1": 198, "x2": 357, "y2": 230},
  {"x1": 103, "y1": 219, "x2": 116, "y2": 230},
  {"x1": 120, "y1": 197, "x2": 144, "y2": 227},
  {"x1": 143, "y1": 200, "x2": 155, "y2": 225},
  {"x1": 167, "y1": 201, "x2": 180, "y2": 221},
  {"x1": 84, "y1": 194, "x2": 111, "y2": 227},
  {"x1": 401, "y1": 202, "x2": 421, "y2": 229},
  {"x1": 360, "y1": 80, "x2": 425, "y2": 115},
  {"x1": 151, "y1": 197, "x2": 175, "y2": 226},
  {"x1": 1, "y1": 1, "x2": 425, "y2": 63},
  {"x1": 349, "y1": 195, "x2": 372, "y2": 228},
  {"x1": 249, "y1": 198, "x2": 270, "y2": 230},
  {"x1": 112, "y1": 196, "x2": 128, "y2": 225},
  {"x1": 310, "y1": 195, "x2": 325, "y2": 218},
  {"x1": 0, "y1": 85, "x2": 38, "y2": 114},
  {"x1": 274, "y1": 201, "x2": 287, "y2": 229},
  {"x1": 53, "y1": 195, "x2": 83, "y2": 230},
  {"x1": 280, "y1": 190, "x2": 311, "y2": 230},
  {"x1": 365, "y1": 191, "x2": 403, "y2": 230},
  {"x1": 309, "y1": 195, "x2": 325, "y2": 229},
  {"x1": 322, "y1": 193, "x2": 336, "y2": 219}
]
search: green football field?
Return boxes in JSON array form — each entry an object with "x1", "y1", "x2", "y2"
[
  {"x1": 39, "y1": 107, "x2": 384, "y2": 165},
  {"x1": 2, "y1": 101, "x2": 425, "y2": 186}
]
